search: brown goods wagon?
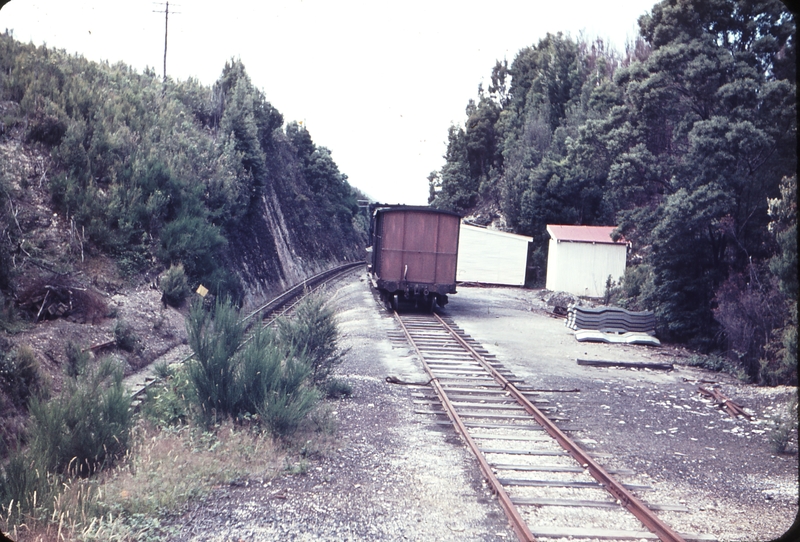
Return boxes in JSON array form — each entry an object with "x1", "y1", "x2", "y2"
[{"x1": 368, "y1": 206, "x2": 461, "y2": 310}]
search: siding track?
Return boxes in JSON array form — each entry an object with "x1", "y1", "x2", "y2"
[{"x1": 394, "y1": 311, "x2": 714, "y2": 542}]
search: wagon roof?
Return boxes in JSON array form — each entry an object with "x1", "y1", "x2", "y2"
[{"x1": 546, "y1": 224, "x2": 625, "y2": 245}]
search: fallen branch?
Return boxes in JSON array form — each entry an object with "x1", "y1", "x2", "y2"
[
  {"x1": 386, "y1": 375, "x2": 437, "y2": 386},
  {"x1": 577, "y1": 358, "x2": 674, "y2": 371},
  {"x1": 698, "y1": 386, "x2": 753, "y2": 420}
]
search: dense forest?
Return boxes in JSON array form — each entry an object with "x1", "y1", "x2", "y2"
[
  {"x1": 429, "y1": 0, "x2": 796, "y2": 385},
  {"x1": 0, "y1": 31, "x2": 367, "y2": 303}
]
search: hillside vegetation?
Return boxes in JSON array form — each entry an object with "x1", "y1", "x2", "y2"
[
  {"x1": 0, "y1": 27, "x2": 368, "y2": 537},
  {"x1": 0, "y1": 27, "x2": 367, "y2": 483},
  {"x1": 429, "y1": 0, "x2": 796, "y2": 385},
  {"x1": 0, "y1": 30, "x2": 366, "y2": 304}
]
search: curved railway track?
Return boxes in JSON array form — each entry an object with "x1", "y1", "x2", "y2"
[
  {"x1": 393, "y1": 310, "x2": 715, "y2": 542},
  {"x1": 126, "y1": 262, "x2": 362, "y2": 406}
]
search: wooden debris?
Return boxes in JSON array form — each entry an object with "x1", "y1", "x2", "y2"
[
  {"x1": 86, "y1": 339, "x2": 116, "y2": 352},
  {"x1": 577, "y1": 358, "x2": 674, "y2": 371},
  {"x1": 698, "y1": 386, "x2": 752, "y2": 419}
]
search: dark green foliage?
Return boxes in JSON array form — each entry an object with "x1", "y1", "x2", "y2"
[
  {"x1": 186, "y1": 297, "x2": 246, "y2": 424},
  {"x1": 276, "y1": 294, "x2": 341, "y2": 385},
  {"x1": 114, "y1": 319, "x2": 140, "y2": 352},
  {"x1": 142, "y1": 364, "x2": 193, "y2": 427},
  {"x1": 255, "y1": 367, "x2": 319, "y2": 437},
  {"x1": 65, "y1": 340, "x2": 90, "y2": 377},
  {"x1": 159, "y1": 263, "x2": 191, "y2": 307},
  {"x1": 27, "y1": 357, "x2": 132, "y2": 477},
  {"x1": 428, "y1": 0, "x2": 796, "y2": 382},
  {"x1": 712, "y1": 269, "x2": 787, "y2": 379},
  {"x1": 0, "y1": 346, "x2": 42, "y2": 407},
  {"x1": 184, "y1": 295, "x2": 338, "y2": 435},
  {"x1": 0, "y1": 34, "x2": 365, "y2": 305},
  {"x1": 157, "y1": 215, "x2": 228, "y2": 287},
  {"x1": 25, "y1": 113, "x2": 67, "y2": 146},
  {"x1": 323, "y1": 378, "x2": 353, "y2": 399}
]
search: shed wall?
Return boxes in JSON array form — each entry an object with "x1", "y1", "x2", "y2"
[
  {"x1": 456, "y1": 225, "x2": 531, "y2": 286},
  {"x1": 545, "y1": 240, "x2": 626, "y2": 297}
]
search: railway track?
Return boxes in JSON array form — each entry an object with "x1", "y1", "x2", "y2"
[
  {"x1": 126, "y1": 262, "x2": 362, "y2": 406},
  {"x1": 393, "y1": 310, "x2": 715, "y2": 542}
]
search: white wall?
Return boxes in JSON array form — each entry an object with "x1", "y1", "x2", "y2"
[
  {"x1": 457, "y1": 224, "x2": 531, "y2": 286},
  {"x1": 545, "y1": 240, "x2": 626, "y2": 297}
]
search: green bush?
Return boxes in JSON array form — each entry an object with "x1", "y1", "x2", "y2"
[
  {"x1": 323, "y1": 378, "x2": 353, "y2": 399},
  {"x1": 159, "y1": 264, "x2": 191, "y2": 307},
  {"x1": 256, "y1": 372, "x2": 319, "y2": 438},
  {"x1": 157, "y1": 215, "x2": 228, "y2": 286},
  {"x1": 28, "y1": 357, "x2": 132, "y2": 477},
  {"x1": 769, "y1": 395, "x2": 798, "y2": 454},
  {"x1": 142, "y1": 364, "x2": 193, "y2": 428},
  {"x1": 65, "y1": 340, "x2": 90, "y2": 377},
  {"x1": 0, "y1": 346, "x2": 42, "y2": 407},
  {"x1": 114, "y1": 319, "x2": 140, "y2": 352},
  {"x1": 186, "y1": 297, "x2": 246, "y2": 424},
  {"x1": 184, "y1": 297, "x2": 322, "y2": 435},
  {"x1": 276, "y1": 294, "x2": 341, "y2": 385}
]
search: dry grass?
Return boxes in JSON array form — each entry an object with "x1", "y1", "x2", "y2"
[{"x1": 2, "y1": 420, "x2": 285, "y2": 541}]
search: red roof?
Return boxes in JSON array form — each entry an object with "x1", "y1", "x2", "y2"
[{"x1": 546, "y1": 225, "x2": 624, "y2": 244}]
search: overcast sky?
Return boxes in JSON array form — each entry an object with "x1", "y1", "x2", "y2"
[{"x1": 1, "y1": 0, "x2": 656, "y2": 204}]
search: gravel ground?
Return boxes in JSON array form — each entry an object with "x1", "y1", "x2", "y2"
[{"x1": 163, "y1": 275, "x2": 798, "y2": 541}]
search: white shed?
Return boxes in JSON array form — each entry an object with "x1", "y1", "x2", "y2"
[
  {"x1": 545, "y1": 225, "x2": 627, "y2": 298},
  {"x1": 457, "y1": 223, "x2": 532, "y2": 286}
]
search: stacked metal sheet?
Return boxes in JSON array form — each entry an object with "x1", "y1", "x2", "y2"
[{"x1": 566, "y1": 305, "x2": 660, "y2": 346}]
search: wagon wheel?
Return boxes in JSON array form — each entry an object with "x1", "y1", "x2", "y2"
[
  {"x1": 426, "y1": 295, "x2": 436, "y2": 313},
  {"x1": 391, "y1": 294, "x2": 400, "y2": 312}
]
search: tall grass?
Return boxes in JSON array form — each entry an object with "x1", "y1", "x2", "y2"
[
  {"x1": 0, "y1": 422, "x2": 283, "y2": 542},
  {"x1": 0, "y1": 357, "x2": 132, "y2": 539}
]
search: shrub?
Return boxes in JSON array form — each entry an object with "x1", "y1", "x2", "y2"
[
  {"x1": 323, "y1": 378, "x2": 353, "y2": 399},
  {"x1": 159, "y1": 264, "x2": 191, "y2": 307},
  {"x1": 114, "y1": 319, "x2": 140, "y2": 352},
  {"x1": 184, "y1": 297, "x2": 322, "y2": 435},
  {"x1": 684, "y1": 353, "x2": 747, "y2": 380},
  {"x1": 258, "y1": 388, "x2": 319, "y2": 437},
  {"x1": 186, "y1": 297, "x2": 245, "y2": 424},
  {"x1": 768, "y1": 395, "x2": 798, "y2": 454},
  {"x1": 28, "y1": 357, "x2": 132, "y2": 477},
  {"x1": 25, "y1": 114, "x2": 67, "y2": 146},
  {"x1": 65, "y1": 340, "x2": 90, "y2": 377},
  {"x1": 276, "y1": 293, "x2": 341, "y2": 385},
  {"x1": 157, "y1": 215, "x2": 228, "y2": 285},
  {"x1": 713, "y1": 270, "x2": 787, "y2": 381},
  {"x1": 142, "y1": 364, "x2": 193, "y2": 428},
  {"x1": 760, "y1": 302, "x2": 798, "y2": 386},
  {"x1": 0, "y1": 346, "x2": 41, "y2": 407}
]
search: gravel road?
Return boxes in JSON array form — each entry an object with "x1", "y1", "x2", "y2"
[{"x1": 163, "y1": 273, "x2": 798, "y2": 541}]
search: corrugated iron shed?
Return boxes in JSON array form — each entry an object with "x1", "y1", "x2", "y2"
[
  {"x1": 545, "y1": 224, "x2": 627, "y2": 297},
  {"x1": 457, "y1": 223, "x2": 532, "y2": 286}
]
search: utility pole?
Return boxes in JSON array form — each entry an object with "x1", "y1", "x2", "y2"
[{"x1": 153, "y1": 2, "x2": 180, "y2": 94}]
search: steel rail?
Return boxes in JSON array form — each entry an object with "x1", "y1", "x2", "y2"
[
  {"x1": 242, "y1": 261, "x2": 363, "y2": 323},
  {"x1": 432, "y1": 312, "x2": 687, "y2": 542},
  {"x1": 394, "y1": 311, "x2": 536, "y2": 542}
]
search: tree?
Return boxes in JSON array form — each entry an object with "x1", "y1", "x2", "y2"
[{"x1": 607, "y1": 0, "x2": 796, "y2": 346}]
